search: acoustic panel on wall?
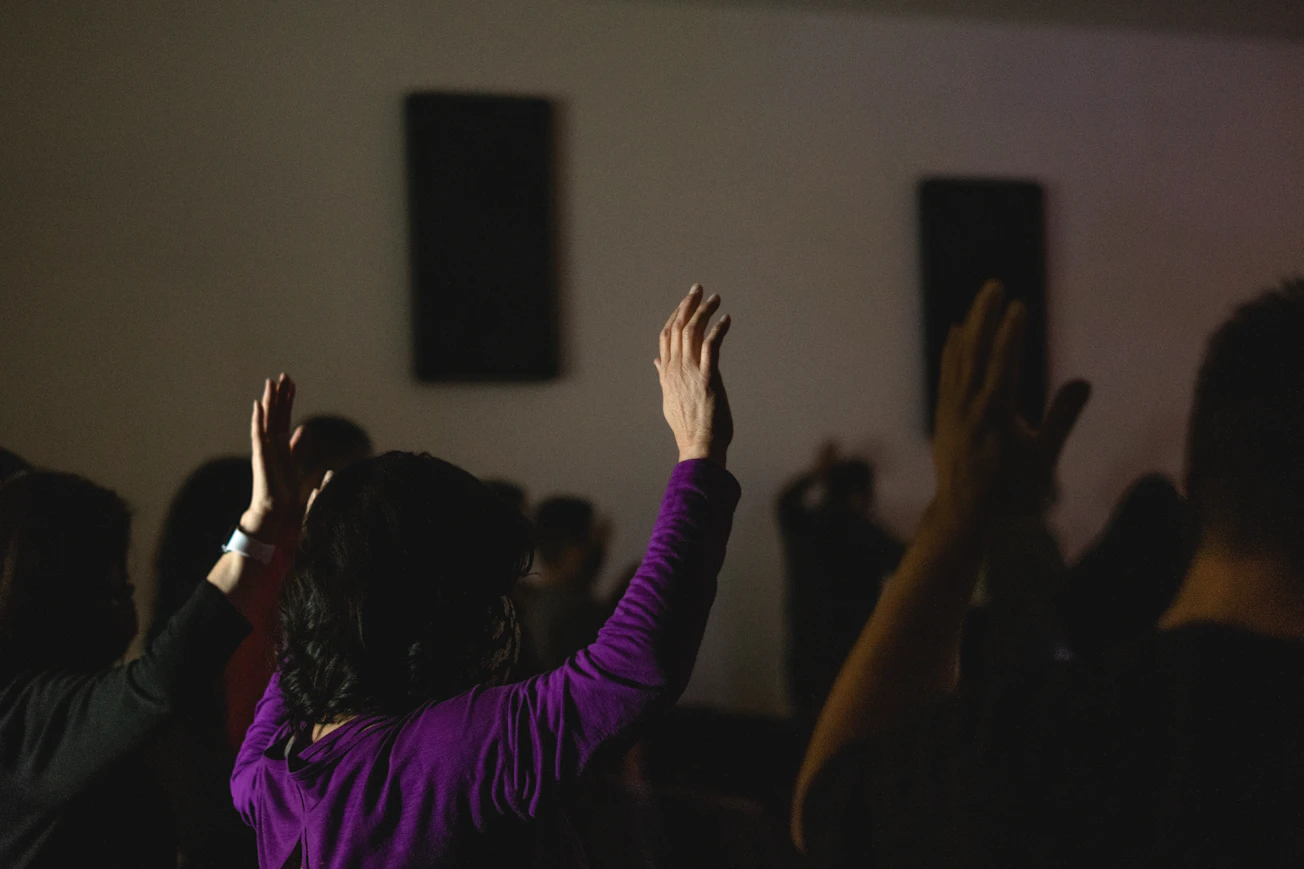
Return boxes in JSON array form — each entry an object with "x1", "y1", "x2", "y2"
[
  {"x1": 920, "y1": 177, "x2": 1047, "y2": 430},
  {"x1": 406, "y1": 92, "x2": 559, "y2": 381}
]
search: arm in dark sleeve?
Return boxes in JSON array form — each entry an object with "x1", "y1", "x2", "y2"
[
  {"x1": 2, "y1": 582, "x2": 250, "y2": 805},
  {"x1": 453, "y1": 460, "x2": 740, "y2": 822}
]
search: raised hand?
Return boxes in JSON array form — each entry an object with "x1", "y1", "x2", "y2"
[
  {"x1": 241, "y1": 373, "x2": 304, "y2": 541},
  {"x1": 932, "y1": 281, "x2": 1090, "y2": 525},
  {"x1": 655, "y1": 284, "x2": 733, "y2": 467}
]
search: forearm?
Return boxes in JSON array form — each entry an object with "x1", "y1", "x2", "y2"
[
  {"x1": 792, "y1": 500, "x2": 982, "y2": 847},
  {"x1": 205, "y1": 511, "x2": 282, "y2": 619}
]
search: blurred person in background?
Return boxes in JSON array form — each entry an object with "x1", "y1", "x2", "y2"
[
  {"x1": 513, "y1": 495, "x2": 611, "y2": 677},
  {"x1": 795, "y1": 278, "x2": 1304, "y2": 867},
  {"x1": 148, "y1": 457, "x2": 258, "y2": 868},
  {"x1": 779, "y1": 445, "x2": 904, "y2": 731},
  {"x1": 1059, "y1": 472, "x2": 1193, "y2": 659},
  {"x1": 0, "y1": 375, "x2": 303, "y2": 869}
]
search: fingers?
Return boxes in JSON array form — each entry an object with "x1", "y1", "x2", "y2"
[
  {"x1": 701, "y1": 313, "x2": 731, "y2": 373},
  {"x1": 305, "y1": 469, "x2": 334, "y2": 518},
  {"x1": 270, "y1": 374, "x2": 295, "y2": 438},
  {"x1": 959, "y1": 281, "x2": 1006, "y2": 399},
  {"x1": 685, "y1": 293, "x2": 721, "y2": 360},
  {"x1": 289, "y1": 424, "x2": 305, "y2": 452},
  {"x1": 260, "y1": 379, "x2": 274, "y2": 437},
  {"x1": 975, "y1": 301, "x2": 1028, "y2": 417},
  {"x1": 938, "y1": 325, "x2": 962, "y2": 411},
  {"x1": 661, "y1": 287, "x2": 697, "y2": 364},
  {"x1": 670, "y1": 285, "x2": 704, "y2": 361},
  {"x1": 1037, "y1": 379, "x2": 1091, "y2": 466},
  {"x1": 250, "y1": 400, "x2": 264, "y2": 461}
]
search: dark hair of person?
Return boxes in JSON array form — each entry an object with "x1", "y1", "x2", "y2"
[
  {"x1": 1186, "y1": 278, "x2": 1304, "y2": 564},
  {"x1": 277, "y1": 452, "x2": 532, "y2": 730},
  {"x1": 0, "y1": 447, "x2": 30, "y2": 485},
  {"x1": 148, "y1": 457, "x2": 251, "y2": 644},
  {"x1": 295, "y1": 415, "x2": 373, "y2": 482},
  {"x1": 483, "y1": 479, "x2": 528, "y2": 517},
  {"x1": 0, "y1": 470, "x2": 133, "y2": 675},
  {"x1": 533, "y1": 497, "x2": 596, "y2": 568}
]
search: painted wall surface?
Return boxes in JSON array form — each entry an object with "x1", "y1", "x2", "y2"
[{"x1": 2, "y1": 1, "x2": 1302, "y2": 713}]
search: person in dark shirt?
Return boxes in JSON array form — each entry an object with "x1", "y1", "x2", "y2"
[
  {"x1": 1059, "y1": 472, "x2": 1193, "y2": 659},
  {"x1": 513, "y1": 495, "x2": 612, "y2": 677},
  {"x1": 794, "y1": 278, "x2": 1304, "y2": 867},
  {"x1": 147, "y1": 456, "x2": 259, "y2": 869},
  {"x1": 0, "y1": 374, "x2": 303, "y2": 869},
  {"x1": 779, "y1": 446, "x2": 904, "y2": 728}
]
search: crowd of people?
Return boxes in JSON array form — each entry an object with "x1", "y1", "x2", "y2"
[{"x1": 2, "y1": 276, "x2": 1304, "y2": 867}]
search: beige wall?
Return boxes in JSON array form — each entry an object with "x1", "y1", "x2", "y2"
[{"x1": 1, "y1": 1, "x2": 1302, "y2": 713}]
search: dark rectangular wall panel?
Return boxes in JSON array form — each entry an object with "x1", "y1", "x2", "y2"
[
  {"x1": 406, "y1": 92, "x2": 559, "y2": 381},
  {"x1": 920, "y1": 178, "x2": 1047, "y2": 429}
]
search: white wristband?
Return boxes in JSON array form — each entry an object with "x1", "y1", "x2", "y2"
[{"x1": 222, "y1": 528, "x2": 276, "y2": 565}]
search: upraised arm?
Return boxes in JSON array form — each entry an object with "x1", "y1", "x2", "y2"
[
  {"x1": 5, "y1": 375, "x2": 302, "y2": 806},
  {"x1": 791, "y1": 282, "x2": 1091, "y2": 850},
  {"x1": 206, "y1": 374, "x2": 304, "y2": 617},
  {"x1": 460, "y1": 286, "x2": 740, "y2": 820}
]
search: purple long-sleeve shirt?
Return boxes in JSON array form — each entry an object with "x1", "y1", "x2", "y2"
[{"x1": 231, "y1": 460, "x2": 740, "y2": 868}]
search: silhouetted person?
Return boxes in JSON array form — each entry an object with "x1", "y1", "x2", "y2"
[
  {"x1": 0, "y1": 447, "x2": 29, "y2": 484},
  {"x1": 148, "y1": 457, "x2": 258, "y2": 869},
  {"x1": 1060, "y1": 473, "x2": 1193, "y2": 658},
  {"x1": 0, "y1": 374, "x2": 301, "y2": 869},
  {"x1": 294, "y1": 414, "x2": 373, "y2": 493},
  {"x1": 794, "y1": 278, "x2": 1304, "y2": 868},
  {"x1": 514, "y1": 496, "x2": 611, "y2": 677},
  {"x1": 780, "y1": 446, "x2": 904, "y2": 727},
  {"x1": 223, "y1": 413, "x2": 374, "y2": 748}
]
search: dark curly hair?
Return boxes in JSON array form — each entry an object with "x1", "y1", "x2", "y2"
[
  {"x1": 0, "y1": 470, "x2": 134, "y2": 675},
  {"x1": 278, "y1": 452, "x2": 533, "y2": 730},
  {"x1": 1186, "y1": 277, "x2": 1304, "y2": 564}
]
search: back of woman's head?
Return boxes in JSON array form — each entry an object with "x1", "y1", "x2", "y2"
[
  {"x1": 0, "y1": 470, "x2": 134, "y2": 674},
  {"x1": 278, "y1": 452, "x2": 532, "y2": 728},
  {"x1": 149, "y1": 457, "x2": 251, "y2": 643}
]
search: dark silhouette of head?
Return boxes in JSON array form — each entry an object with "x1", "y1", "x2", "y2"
[
  {"x1": 148, "y1": 457, "x2": 252, "y2": 643},
  {"x1": 1185, "y1": 278, "x2": 1304, "y2": 567},
  {"x1": 825, "y1": 459, "x2": 874, "y2": 518},
  {"x1": 534, "y1": 496, "x2": 607, "y2": 590},
  {"x1": 0, "y1": 470, "x2": 135, "y2": 674},
  {"x1": 0, "y1": 448, "x2": 29, "y2": 485},
  {"x1": 295, "y1": 415, "x2": 373, "y2": 490},
  {"x1": 278, "y1": 452, "x2": 532, "y2": 729},
  {"x1": 1064, "y1": 473, "x2": 1192, "y2": 654}
]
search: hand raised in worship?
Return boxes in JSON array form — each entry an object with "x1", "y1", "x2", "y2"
[
  {"x1": 655, "y1": 284, "x2": 733, "y2": 467},
  {"x1": 931, "y1": 281, "x2": 1090, "y2": 527},
  {"x1": 241, "y1": 373, "x2": 305, "y2": 541}
]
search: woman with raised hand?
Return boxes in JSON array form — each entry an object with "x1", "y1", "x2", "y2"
[
  {"x1": 0, "y1": 375, "x2": 303, "y2": 869},
  {"x1": 232, "y1": 285, "x2": 739, "y2": 868}
]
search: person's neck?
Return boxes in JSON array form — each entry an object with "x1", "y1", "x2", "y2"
[
  {"x1": 310, "y1": 716, "x2": 355, "y2": 744},
  {"x1": 1161, "y1": 544, "x2": 1304, "y2": 641}
]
